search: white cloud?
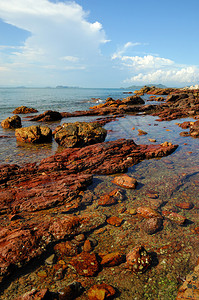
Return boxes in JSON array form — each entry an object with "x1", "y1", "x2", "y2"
[
  {"x1": 0, "y1": 0, "x2": 108, "y2": 84},
  {"x1": 112, "y1": 42, "x2": 141, "y2": 60},
  {"x1": 124, "y1": 66, "x2": 199, "y2": 85},
  {"x1": 121, "y1": 55, "x2": 174, "y2": 70}
]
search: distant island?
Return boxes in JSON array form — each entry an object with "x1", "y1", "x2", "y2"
[
  {"x1": 125, "y1": 84, "x2": 167, "y2": 90},
  {"x1": 56, "y1": 85, "x2": 80, "y2": 89}
]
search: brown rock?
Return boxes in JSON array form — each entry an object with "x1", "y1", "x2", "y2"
[
  {"x1": 138, "y1": 129, "x2": 148, "y2": 136},
  {"x1": 16, "y1": 288, "x2": 52, "y2": 300},
  {"x1": 12, "y1": 106, "x2": 38, "y2": 114},
  {"x1": 126, "y1": 246, "x2": 152, "y2": 273},
  {"x1": 54, "y1": 121, "x2": 107, "y2": 147},
  {"x1": 162, "y1": 211, "x2": 187, "y2": 225},
  {"x1": 141, "y1": 217, "x2": 163, "y2": 235},
  {"x1": 15, "y1": 125, "x2": 52, "y2": 143},
  {"x1": 175, "y1": 202, "x2": 194, "y2": 210},
  {"x1": 100, "y1": 252, "x2": 124, "y2": 267},
  {"x1": 29, "y1": 110, "x2": 62, "y2": 122},
  {"x1": 98, "y1": 189, "x2": 124, "y2": 206},
  {"x1": 137, "y1": 206, "x2": 162, "y2": 219},
  {"x1": 59, "y1": 281, "x2": 83, "y2": 300},
  {"x1": 176, "y1": 265, "x2": 199, "y2": 299},
  {"x1": 112, "y1": 174, "x2": 137, "y2": 189},
  {"x1": 107, "y1": 216, "x2": 123, "y2": 227},
  {"x1": 83, "y1": 239, "x2": 93, "y2": 252},
  {"x1": 1, "y1": 115, "x2": 22, "y2": 129},
  {"x1": 88, "y1": 283, "x2": 116, "y2": 300},
  {"x1": 54, "y1": 241, "x2": 79, "y2": 257},
  {"x1": 70, "y1": 252, "x2": 100, "y2": 276}
]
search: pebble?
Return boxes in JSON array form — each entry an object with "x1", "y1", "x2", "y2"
[
  {"x1": 45, "y1": 254, "x2": 56, "y2": 265},
  {"x1": 112, "y1": 174, "x2": 137, "y2": 189},
  {"x1": 126, "y1": 246, "x2": 152, "y2": 273},
  {"x1": 88, "y1": 283, "x2": 116, "y2": 300},
  {"x1": 100, "y1": 252, "x2": 124, "y2": 267}
]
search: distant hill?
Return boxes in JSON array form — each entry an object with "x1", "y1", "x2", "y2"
[{"x1": 126, "y1": 84, "x2": 167, "y2": 90}]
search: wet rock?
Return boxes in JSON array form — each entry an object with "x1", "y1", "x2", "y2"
[
  {"x1": 59, "y1": 281, "x2": 84, "y2": 300},
  {"x1": 162, "y1": 211, "x2": 187, "y2": 225},
  {"x1": 100, "y1": 252, "x2": 124, "y2": 267},
  {"x1": 175, "y1": 202, "x2": 194, "y2": 210},
  {"x1": 30, "y1": 110, "x2": 62, "y2": 122},
  {"x1": 98, "y1": 189, "x2": 124, "y2": 206},
  {"x1": 140, "y1": 217, "x2": 163, "y2": 235},
  {"x1": 12, "y1": 106, "x2": 38, "y2": 114},
  {"x1": 1, "y1": 115, "x2": 22, "y2": 129},
  {"x1": 83, "y1": 239, "x2": 93, "y2": 252},
  {"x1": 15, "y1": 288, "x2": 52, "y2": 300},
  {"x1": 138, "y1": 129, "x2": 147, "y2": 135},
  {"x1": 176, "y1": 264, "x2": 199, "y2": 299},
  {"x1": 15, "y1": 125, "x2": 52, "y2": 143},
  {"x1": 87, "y1": 283, "x2": 116, "y2": 300},
  {"x1": 190, "y1": 120, "x2": 199, "y2": 137},
  {"x1": 69, "y1": 252, "x2": 100, "y2": 276},
  {"x1": 54, "y1": 121, "x2": 107, "y2": 147},
  {"x1": 126, "y1": 246, "x2": 152, "y2": 273},
  {"x1": 54, "y1": 241, "x2": 79, "y2": 257},
  {"x1": 112, "y1": 174, "x2": 137, "y2": 189},
  {"x1": 137, "y1": 206, "x2": 162, "y2": 219},
  {"x1": 122, "y1": 95, "x2": 145, "y2": 105},
  {"x1": 107, "y1": 216, "x2": 123, "y2": 227}
]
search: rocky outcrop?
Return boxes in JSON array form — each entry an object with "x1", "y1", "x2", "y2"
[
  {"x1": 30, "y1": 110, "x2": 62, "y2": 122},
  {"x1": 54, "y1": 121, "x2": 107, "y2": 147},
  {"x1": 1, "y1": 115, "x2": 22, "y2": 129},
  {"x1": 12, "y1": 106, "x2": 38, "y2": 114},
  {"x1": 15, "y1": 125, "x2": 52, "y2": 143}
]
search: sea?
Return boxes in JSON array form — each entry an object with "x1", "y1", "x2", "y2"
[{"x1": 0, "y1": 87, "x2": 199, "y2": 298}]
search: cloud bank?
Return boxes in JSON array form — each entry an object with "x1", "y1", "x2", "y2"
[{"x1": 0, "y1": 0, "x2": 107, "y2": 85}]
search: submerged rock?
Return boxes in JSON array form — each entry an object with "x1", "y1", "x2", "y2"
[
  {"x1": 126, "y1": 246, "x2": 152, "y2": 273},
  {"x1": 15, "y1": 125, "x2": 52, "y2": 143},
  {"x1": 1, "y1": 115, "x2": 22, "y2": 129},
  {"x1": 30, "y1": 110, "x2": 62, "y2": 122}
]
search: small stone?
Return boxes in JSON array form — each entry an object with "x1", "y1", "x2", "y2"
[
  {"x1": 16, "y1": 288, "x2": 51, "y2": 300},
  {"x1": 126, "y1": 246, "x2": 152, "y2": 273},
  {"x1": 148, "y1": 138, "x2": 156, "y2": 142},
  {"x1": 138, "y1": 129, "x2": 148, "y2": 135},
  {"x1": 45, "y1": 254, "x2": 56, "y2": 265},
  {"x1": 162, "y1": 211, "x2": 187, "y2": 225},
  {"x1": 54, "y1": 241, "x2": 79, "y2": 257},
  {"x1": 100, "y1": 252, "x2": 124, "y2": 267},
  {"x1": 141, "y1": 217, "x2": 163, "y2": 235},
  {"x1": 112, "y1": 174, "x2": 137, "y2": 189},
  {"x1": 70, "y1": 252, "x2": 100, "y2": 276},
  {"x1": 107, "y1": 216, "x2": 123, "y2": 227},
  {"x1": 83, "y1": 239, "x2": 93, "y2": 252},
  {"x1": 59, "y1": 281, "x2": 84, "y2": 300},
  {"x1": 137, "y1": 206, "x2": 162, "y2": 219},
  {"x1": 88, "y1": 283, "x2": 116, "y2": 300},
  {"x1": 98, "y1": 189, "x2": 124, "y2": 206},
  {"x1": 37, "y1": 270, "x2": 48, "y2": 278},
  {"x1": 175, "y1": 202, "x2": 194, "y2": 210}
]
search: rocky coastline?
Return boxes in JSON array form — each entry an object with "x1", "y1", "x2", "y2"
[{"x1": 0, "y1": 86, "x2": 199, "y2": 299}]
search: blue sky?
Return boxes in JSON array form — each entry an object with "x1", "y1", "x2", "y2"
[{"x1": 0, "y1": 0, "x2": 199, "y2": 87}]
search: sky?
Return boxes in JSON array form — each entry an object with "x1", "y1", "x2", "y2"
[{"x1": 0, "y1": 0, "x2": 199, "y2": 88}]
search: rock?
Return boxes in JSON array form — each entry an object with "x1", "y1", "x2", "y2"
[
  {"x1": 175, "y1": 202, "x2": 194, "y2": 210},
  {"x1": 87, "y1": 283, "x2": 116, "y2": 300},
  {"x1": 176, "y1": 264, "x2": 199, "y2": 299},
  {"x1": 122, "y1": 95, "x2": 145, "y2": 105},
  {"x1": 1, "y1": 115, "x2": 22, "y2": 129},
  {"x1": 12, "y1": 106, "x2": 38, "y2": 114},
  {"x1": 162, "y1": 211, "x2": 187, "y2": 225},
  {"x1": 15, "y1": 125, "x2": 52, "y2": 143},
  {"x1": 107, "y1": 216, "x2": 123, "y2": 227},
  {"x1": 69, "y1": 252, "x2": 100, "y2": 276},
  {"x1": 100, "y1": 252, "x2": 124, "y2": 267},
  {"x1": 98, "y1": 189, "x2": 124, "y2": 206},
  {"x1": 54, "y1": 241, "x2": 79, "y2": 257},
  {"x1": 16, "y1": 288, "x2": 52, "y2": 300},
  {"x1": 137, "y1": 206, "x2": 162, "y2": 219},
  {"x1": 59, "y1": 281, "x2": 84, "y2": 300},
  {"x1": 140, "y1": 217, "x2": 163, "y2": 235},
  {"x1": 112, "y1": 174, "x2": 137, "y2": 189},
  {"x1": 29, "y1": 110, "x2": 62, "y2": 122},
  {"x1": 126, "y1": 246, "x2": 152, "y2": 273},
  {"x1": 45, "y1": 254, "x2": 56, "y2": 265},
  {"x1": 54, "y1": 121, "x2": 107, "y2": 147},
  {"x1": 190, "y1": 120, "x2": 199, "y2": 137},
  {"x1": 83, "y1": 239, "x2": 93, "y2": 252},
  {"x1": 138, "y1": 129, "x2": 148, "y2": 135}
]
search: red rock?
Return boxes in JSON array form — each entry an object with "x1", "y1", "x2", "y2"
[
  {"x1": 100, "y1": 252, "x2": 124, "y2": 267},
  {"x1": 70, "y1": 252, "x2": 100, "y2": 276},
  {"x1": 126, "y1": 246, "x2": 152, "y2": 273},
  {"x1": 98, "y1": 189, "x2": 124, "y2": 206},
  {"x1": 107, "y1": 216, "x2": 123, "y2": 227},
  {"x1": 29, "y1": 110, "x2": 62, "y2": 121},
  {"x1": 54, "y1": 241, "x2": 79, "y2": 257},
  {"x1": 175, "y1": 202, "x2": 194, "y2": 210},
  {"x1": 88, "y1": 283, "x2": 116, "y2": 300},
  {"x1": 162, "y1": 211, "x2": 187, "y2": 225},
  {"x1": 112, "y1": 174, "x2": 137, "y2": 189},
  {"x1": 83, "y1": 239, "x2": 93, "y2": 252},
  {"x1": 137, "y1": 206, "x2": 162, "y2": 219}
]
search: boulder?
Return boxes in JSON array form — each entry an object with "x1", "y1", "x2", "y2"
[
  {"x1": 15, "y1": 125, "x2": 52, "y2": 143},
  {"x1": 122, "y1": 95, "x2": 145, "y2": 105},
  {"x1": 1, "y1": 115, "x2": 22, "y2": 129},
  {"x1": 30, "y1": 110, "x2": 62, "y2": 122},
  {"x1": 190, "y1": 120, "x2": 199, "y2": 137},
  {"x1": 54, "y1": 121, "x2": 107, "y2": 147},
  {"x1": 12, "y1": 106, "x2": 38, "y2": 114}
]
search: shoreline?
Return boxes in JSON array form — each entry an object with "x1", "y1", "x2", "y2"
[{"x1": 0, "y1": 86, "x2": 199, "y2": 299}]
